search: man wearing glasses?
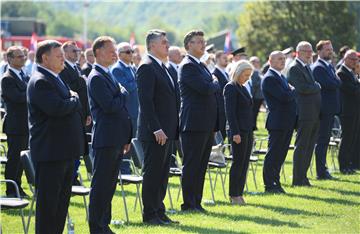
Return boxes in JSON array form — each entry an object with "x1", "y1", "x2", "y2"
[
  {"x1": 111, "y1": 42, "x2": 139, "y2": 175},
  {"x1": 59, "y1": 41, "x2": 91, "y2": 185}
]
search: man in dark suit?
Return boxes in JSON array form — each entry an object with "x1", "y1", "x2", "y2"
[
  {"x1": 262, "y1": 51, "x2": 296, "y2": 193},
  {"x1": 137, "y1": 30, "x2": 180, "y2": 225},
  {"x1": 27, "y1": 40, "x2": 84, "y2": 234},
  {"x1": 312, "y1": 40, "x2": 341, "y2": 180},
  {"x1": 87, "y1": 36, "x2": 132, "y2": 234},
  {"x1": 81, "y1": 48, "x2": 95, "y2": 78},
  {"x1": 60, "y1": 41, "x2": 91, "y2": 185},
  {"x1": 337, "y1": 50, "x2": 360, "y2": 173},
  {"x1": 111, "y1": 42, "x2": 139, "y2": 174},
  {"x1": 179, "y1": 30, "x2": 218, "y2": 211},
  {"x1": 1, "y1": 46, "x2": 29, "y2": 197},
  {"x1": 167, "y1": 46, "x2": 182, "y2": 81},
  {"x1": 213, "y1": 50, "x2": 229, "y2": 139},
  {"x1": 287, "y1": 42, "x2": 321, "y2": 186}
]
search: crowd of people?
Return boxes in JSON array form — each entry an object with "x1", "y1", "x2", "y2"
[{"x1": 1, "y1": 29, "x2": 359, "y2": 234}]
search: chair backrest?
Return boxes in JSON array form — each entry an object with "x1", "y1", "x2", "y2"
[
  {"x1": 131, "y1": 138, "x2": 144, "y2": 169},
  {"x1": 20, "y1": 150, "x2": 36, "y2": 187}
]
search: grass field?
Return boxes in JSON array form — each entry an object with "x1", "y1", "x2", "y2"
[{"x1": 1, "y1": 112, "x2": 359, "y2": 233}]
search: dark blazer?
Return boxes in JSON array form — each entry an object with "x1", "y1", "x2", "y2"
[
  {"x1": 88, "y1": 65, "x2": 132, "y2": 149},
  {"x1": 27, "y1": 66, "x2": 84, "y2": 162},
  {"x1": 262, "y1": 69, "x2": 297, "y2": 130},
  {"x1": 167, "y1": 63, "x2": 178, "y2": 82},
  {"x1": 287, "y1": 60, "x2": 321, "y2": 121},
  {"x1": 60, "y1": 61, "x2": 90, "y2": 122},
  {"x1": 111, "y1": 60, "x2": 139, "y2": 119},
  {"x1": 81, "y1": 62, "x2": 93, "y2": 78},
  {"x1": 1, "y1": 69, "x2": 28, "y2": 135},
  {"x1": 312, "y1": 59, "x2": 341, "y2": 115},
  {"x1": 213, "y1": 67, "x2": 228, "y2": 92},
  {"x1": 337, "y1": 65, "x2": 360, "y2": 117},
  {"x1": 136, "y1": 55, "x2": 179, "y2": 141},
  {"x1": 179, "y1": 55, "x2": 218, "y2": 132},
  {"x1": 250, "y1": 70, "x2": 264, "y2": 99},
  {"x1": 224, "y1": 81, "x2": 253, "y2": 137}
]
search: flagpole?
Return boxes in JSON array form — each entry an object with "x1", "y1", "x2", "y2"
[{"x1": 83, "y1": 1, "x2": 89, "y2": 48}]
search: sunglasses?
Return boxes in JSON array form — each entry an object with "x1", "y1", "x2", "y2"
[{"x1": 121, "y1": 50, "x2": 134, "y2": 54}]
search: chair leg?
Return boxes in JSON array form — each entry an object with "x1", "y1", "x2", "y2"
[
  {"x1": 250, "y1": 162, "x2": 258, "y2": 190},
  {"x1": 167, "y1": 184, "x2": 174, "y2": 211},
  {"x1": 176, "y1": 177, "x2": 182, "y2": 202},
  {"x1": 136, "y1": 184, "x2": 143, "y2": 212},
  {"x1": 281, "y1": 163, "x2": 286, "y2": 182},
  {"x1": 20, "y1": 208, "x2": 27, "y2": 234},
  {"x1": 26, "y1": 196, "x2": 36, "y2": 234},
  {"x1": 219, "y1": 169, "x2": 226, "y2": 199},
  {"x1": 207, "y1": 167, "x2": 215, "y2": 203},
  {"x1": 213, "y1": 169, "x2": 219, "y2": 190},
  {"x1": 119, "y1": 180, "x2": 129, "y2": 223},
  {"x1": 309, "y1": 155, "x2": 314, "y2": 176},
  {"x1": 82, "y1": 195, "x2": 89, "y2": 221}
]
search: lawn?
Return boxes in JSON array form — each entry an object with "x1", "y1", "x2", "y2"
[{"x1": 1, "y1": 112, "x2": 359, "y2": 233}]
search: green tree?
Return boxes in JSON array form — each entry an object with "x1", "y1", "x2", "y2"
[{"x1": 237, "y1": 1, "x2": 359, "y2": 60}]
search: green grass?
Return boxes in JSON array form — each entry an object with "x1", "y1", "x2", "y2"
[{"x1": 1, "y1": 112, "x2": 360, "y2": 233}]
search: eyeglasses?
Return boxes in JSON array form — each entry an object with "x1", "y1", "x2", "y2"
[
  {"x1": 12, "y1": 55, "x2": 26, "y2": 58},
  {"x1": 120, "y1": 50, "x2": 134, "y2": 54},
  {"x1": 71, "y1": 49, "x2": 81, "y2": 53},
  {"x1": 190, "y1": 40, "x2": 206, "y2": 45}
]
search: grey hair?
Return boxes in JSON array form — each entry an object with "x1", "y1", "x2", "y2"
[
  {"x1": 296, "y1": 41, "x2": 312, "y2": 52},
  {"x1": 117, "y1": 42, "x2": 131, "y2": 54},
  {"x1": 230, "y1": 60, "x2": 254, "y2": 82},
  {"x1": 145, "y1": 29, "x2": 166, "y2": 51}
]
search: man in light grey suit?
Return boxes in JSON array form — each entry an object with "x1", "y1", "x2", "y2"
[{"x1": 287, "y1": 41, "x2": 321, "y2": 186}]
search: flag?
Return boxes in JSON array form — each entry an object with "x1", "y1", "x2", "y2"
[
  {"x1": 224, "y1": 31, "x2": 231, "y2": 54},
  {"x1": 129, "y1": 32, "x2": 136, "y2": 47},
  {"x1": 30, "y1": 32, "x2": 38, "y2": 51}
]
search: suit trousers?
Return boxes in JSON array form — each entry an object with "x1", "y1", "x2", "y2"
[
  {"x1": 229, "y1": 132, "x2": 253, "y2": 196},
  {"x1": 5, "y1": 134, "x2": 28, "y2": 194},
  {"x1": 180, "y1": 131, "x2": 213, "y2": 210},
  {"x1": 120, "y1": 117, "x2": 137, "y2": 174},
  {"x1": 89, "y1": 147, "x2": 123, "y2": 233},
  {"x1": 315, "y1": 114, "x2": 334, "y2": 177},
  {"x1": 292, "y1": 120, "x2": 319, "y2": 184},
  {"x1": 169, "y1": 140, "x2": 183, "y2": 167},
  {"x1": 263, "y1": 129, "x2": 293, "y2": 189},
  {"x1": 339, "y1": 115, "x2": 360, "y2": 170},
  {"x1": 35, "y1": 159, "x2": 74, "y2": 234},
  {"x1": 141, "y1": 140, "x2": 171, "y2": 221}
]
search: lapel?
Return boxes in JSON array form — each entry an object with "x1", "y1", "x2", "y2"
[
  {"x1": 94, "y1": 65, "x2": 118, "y2": 90},
  {"x1": 341, "y1": 65, "x2": 357, "y2": 83},
  {"x1": 187, "y1": 55, "x2": 212, "y2": 81},
  {"x1": 37, "y1": 66, "x2": 70, "y2": 98},
  {"x1": 8, "y1": 69, "x2": 27, "y2": 91},
  {"x1": 65, "y1": 61, "x2": 79, "y2": 78},
  {"x1": 148, "y1": 55, "x2": 175, "y2": 91},
  {"x1": 319, "y1": 59, "x2": 335, "y2": 79},
  {"x1": 295, "y1": 60, "x2": 314, "y2": 82},
  {"x1": 233, "y1": 82, "x2": 252, "y2": 104},
  {"x1": 269, "y1": 69, "x2": 288, "y2": 89},
  {"x1": 214, "y1": 67, "x2": 228, "y2": 83}
]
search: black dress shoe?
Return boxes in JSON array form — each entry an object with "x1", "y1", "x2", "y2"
[
  {"x1": 159, "y1": 214, "x2": 179, "y2": 224},
  {"x1": 195, "y1": 206, "x2": 207, "y2": 213},
  {"x1": 143, "y1": 217, "x2": 168, "y2": 225},
  {"x1": 105, "y1": 226, "x2": 116, "y2": 234},
  {"x1": 265, "y1": 187, "x2": 285, "y2": 194},
  {"x1": 317, "y1": 172, "x2": 334, "y2": 180}
]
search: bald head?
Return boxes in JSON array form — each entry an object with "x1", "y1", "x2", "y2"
[
  {"x1": 168, "y1": 46, "x2": 182, "y2": 64},
  {"x1": 269, "y1": 51, "x2": 285, "y2": 71},
  {"x1": 344, "y1": 49, "x2": 358, "y2": 69}
]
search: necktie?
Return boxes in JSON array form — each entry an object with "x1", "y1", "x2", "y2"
[
  {"x1": 161, "y1": 63, "x2": 175, "y2": 88},
  {"x1": 305, "y1": 65, "x2": 314, "y2": 81},
  {"x1": 225, "y1": 71, "x2": 230, "y2": 81},
  {"x1": 55, "y1": 75, "x2": 67, "y2": 88},
  {"x1": 200, "y1": 62, "x2": 212, "y2": 76},
  {"x1": 19, "y1": 70, "x2": 27, "y2": 83},
  {"x1": 73, "y1": 65, "x2": 80, "y2": 76},
  {"x1": 280, "y1": 75, "x2": 289, "y2": 88},
  {"x1": 107, "y1": 71, "x2": 119, "y2": 86}
]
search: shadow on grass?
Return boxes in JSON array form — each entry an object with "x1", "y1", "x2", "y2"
[
  {"x1": 311, "y1": 184, "x2": 360, "y2": 196},
  {"x1": 285, "y1": 193, "x2": 360, "y2": 206},
  {"x1": 333, "y1": 178, "x2": 360, "y2": 185},
  {"x1": 246, "y1": 203, "x2": 333, "y2": 217}
]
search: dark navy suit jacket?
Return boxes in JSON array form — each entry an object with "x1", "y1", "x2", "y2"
[
  {"x1": 27, "y1": 66, "x2": 84, "y2": 162},
  {"x1": 1, "y1": 69, "x2": 28, "y2": 135},
  {"x1": 136, "y1": 55, "x2": 179, "y2": 141},
  {"x1": 111, "y1": 60, "x2": 139, "y2": 119},
  {"x1": 179, "y1": 55, "x2": 218, "y2": 132},
  {"x1": 81, "y1": 62, "x2": 93, "y2": 78},
  {"x1": 311, "y1": 59, "x2": 341, "y2": 115},
  {"x1": 224, "y1": 81, "x2": 253, "y2": 137},
  {"x1": 262, "y1": 69, "x2": 297, "y2": 130},
  {"x1": 212, "y1": 67, "x2": 228, "y2": 132},
  {"x1": 87, "y1": 65, "x2": 132, "y2": 149}
]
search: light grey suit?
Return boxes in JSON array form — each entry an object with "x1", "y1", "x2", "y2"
[{"x1": 287, "y1": 59, "x2": 321, "y2": 185}]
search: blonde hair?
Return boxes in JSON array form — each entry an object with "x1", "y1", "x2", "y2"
[{"x1": 229, "y1": 60, "x2": 254, "y2": 82}]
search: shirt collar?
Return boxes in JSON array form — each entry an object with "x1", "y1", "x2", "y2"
[
  {"x1": 94, "y1": 63, "x2": 109, "y2": 73},
  {"x1": 37, "y1": 65, "x2": 59, "y2": 78},
  {"x1": 269, "y1": 67, "x2": 283, "y2": 78},
  {"x1": 119, "y1": 59, "x2": 131, "y2": 68},
  {"x1": 342, "y1": 64, "x2": 353, "y2": 74},
  {"x1": 169, "y1": 61, "x2": 178, "y2": 69},
  {"x1": 318, "y1": 58, "x2": 330, "y2": 66},
  {"x1": 296, "y1": 57, "x2": 307, "y2": 67},
  {"x1": 187, "y1": 53, "x2": 201, "y2": 64},
  {"x1": 65, "y1": 60, "x2": 77, "y2": 68},
  {"x1": 8, "y1": 66, "x2": 22, "y2": 79},
  {"x1": 148, "y1": 53, "x2": 163, "y2": 66}
]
